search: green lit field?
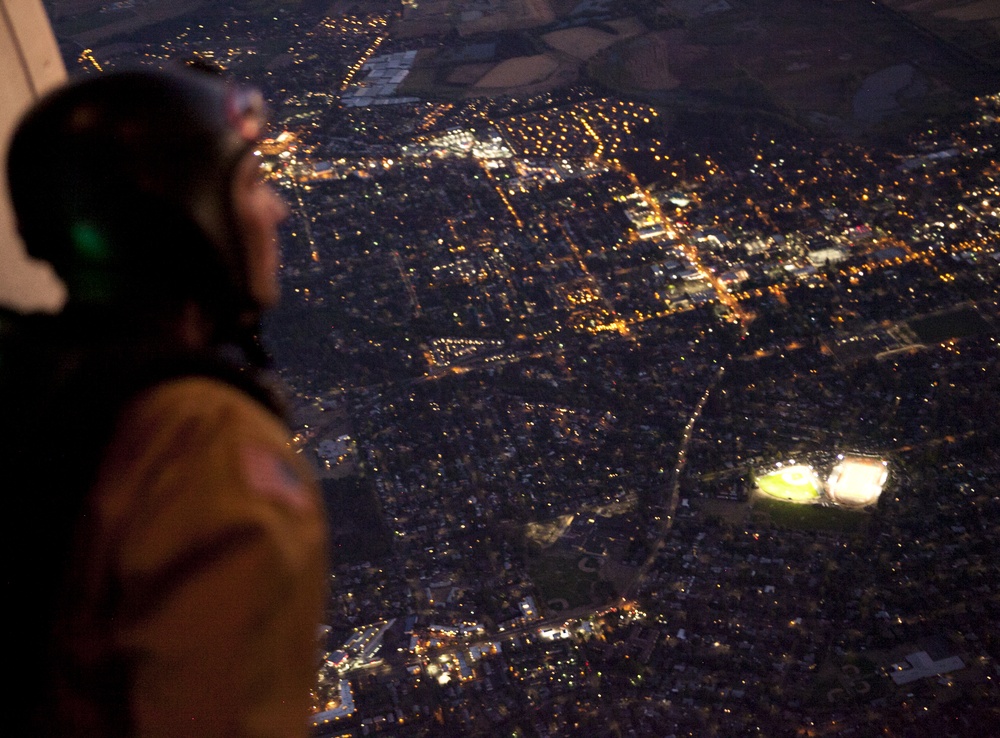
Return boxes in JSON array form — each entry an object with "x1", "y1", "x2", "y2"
[{"x1": 755, "y1": 465, "x2": 822, "y2": 504}]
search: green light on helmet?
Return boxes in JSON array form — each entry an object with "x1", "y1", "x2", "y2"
[{"x1": 69, "y1": 221, "x2": 111, "y2": 262}]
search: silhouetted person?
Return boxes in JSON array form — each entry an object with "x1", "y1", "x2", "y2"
[{"x1": 2, "y1": 67, "x2": 326, "y2": 737}]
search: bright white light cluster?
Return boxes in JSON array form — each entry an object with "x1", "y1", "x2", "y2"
[
  {"x1": 826, "y1": 456, "x2": 889, "y2": 507},
  {"x1": 755, "y1": 455, "x2": 889, "y2": 508}
]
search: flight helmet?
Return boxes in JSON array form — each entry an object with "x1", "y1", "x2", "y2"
[{"x1": 6, "y1": 66, "x2": 270, "y2": 317}]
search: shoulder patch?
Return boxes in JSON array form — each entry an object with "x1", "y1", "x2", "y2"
[{"x1": 240, "y1": 444, "x2": 311, "y2": 511}]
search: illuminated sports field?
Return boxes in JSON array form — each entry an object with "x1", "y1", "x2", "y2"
[
  {"x1": 827, "y1": 456, "x2": 888, "y2": 507},
  {"x1": 756, "y1": 465, "x2": 822, "y2": 504}
]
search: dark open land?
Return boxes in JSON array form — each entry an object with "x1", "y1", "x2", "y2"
[
  {"x1": 49, "y1": 0, "x2": 1000, "y2": 134},
  {"x1": 527, "y1": 551, "x2": 602, "y2": 610},
  {"x1": 908, "y1": 304, "x2": 995, "y2": 343},
  {"x1": 393, "y1": 0, "x2": 1000, "y2": 133},
  {"x1": 44, "y1": 0, "x2": 334, "y2": 46},
  {"x1": 321, "y1": 477, "x2": 393, "y2": 565},
  {"x1": 881, "y1": 0, "x2": 1000, "y2": 69},
  {"x1": 44, "y1": 0, "x2": 209, "y2": 45},
  {"x1": 751, "y1": 495, "x2": 869, "y2": 533},
  {"x1": 593, "y1": 0, "x2": 998, "y2": 132}
]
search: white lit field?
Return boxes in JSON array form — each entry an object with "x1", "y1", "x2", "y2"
[
  {"x1": 826, "y1": 457, "x2": 888, "y2": 507},
  {"x1": 756, "y1": 465, "x2": 822, "y2": 504}
]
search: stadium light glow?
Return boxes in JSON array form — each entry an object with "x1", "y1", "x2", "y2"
[
  {"x1": 827, "y1": 456, "x2": 888, "y2": 507},
  {"x1": 756, "y1": 464, "x2": 822, "y2": 504}
]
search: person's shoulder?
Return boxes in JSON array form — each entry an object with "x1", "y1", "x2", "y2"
[
  {"x1": 104, "y1": 375, "x2": 319, "y2": 527},
  {"x1": 111, "y1": 375, "x2": 302, "y2": 503},
  {"x1": 141, "y1": 373, "x2": 269, "y2": 410},
  {"x1": 132, "y1": 374, "x2": 286, "y2": 438}
]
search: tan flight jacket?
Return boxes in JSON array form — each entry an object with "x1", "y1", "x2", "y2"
[{"x1": 55, "y1": 376, "x2": 327, "y2": 738}]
